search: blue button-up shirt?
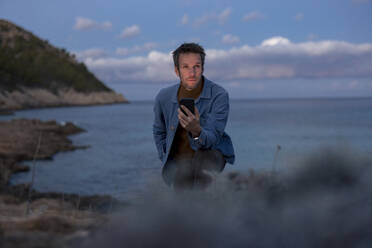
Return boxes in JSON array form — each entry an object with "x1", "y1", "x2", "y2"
[{"x1": 153, "y1": 77, "x2": 235, "y2": 166}]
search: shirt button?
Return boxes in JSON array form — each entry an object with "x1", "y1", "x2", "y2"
[{"x1": 170, "y1": 126, "x2": 175, "y2": 131}]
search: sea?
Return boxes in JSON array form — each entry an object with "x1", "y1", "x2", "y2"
[{"x1": 1, "y1": 97, "x2": 372, "y2": 201}]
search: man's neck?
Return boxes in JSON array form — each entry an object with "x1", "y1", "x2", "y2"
[{"x1": 178, "y1": 77, "x2": 204, "y2": 101}]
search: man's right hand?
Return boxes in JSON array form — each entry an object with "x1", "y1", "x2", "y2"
[{"x1": 178, "y1": 105, "x2": 201, "y2": 137}]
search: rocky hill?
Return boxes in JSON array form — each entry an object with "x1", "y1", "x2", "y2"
[{"x1": 0, "y1": 19, "x2": 128, "y2": 111}]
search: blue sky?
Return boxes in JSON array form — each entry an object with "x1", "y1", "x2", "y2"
[{"x1": 1, "y1": 0, "x2": 372, "y2": 100}]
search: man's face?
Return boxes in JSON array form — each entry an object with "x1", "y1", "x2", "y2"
[{"x1": 175, "y1": 53, "x2": 203, "y2": 91}]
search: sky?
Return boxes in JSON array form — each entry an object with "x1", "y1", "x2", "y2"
[{"x1": 1, "y1": 0, "x2": 372, "y2": 100}]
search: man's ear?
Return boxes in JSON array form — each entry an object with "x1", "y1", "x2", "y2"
[{"x1": 174, "y1": 66, "x2": 180, "y2": 77}]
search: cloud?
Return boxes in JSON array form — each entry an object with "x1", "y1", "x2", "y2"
[
  {"x1": 73, "y1": 48, "x2": 107, "y2": 60},
  {"x1": 206, "y1": 38, "x2": 372, "y2": 80},
  {"x1": 181, "y1": 14, "x2": 189, "y2": 25},
  {"x1": 261, "y1": 36, "x2": 291, "y2": 46},
  {"x1": 74, "y1": 17, "x2": 112, "y2": 31},
  {"x1": 218, "y1": 7, "x2": 232, "y2": 24},
  {"x1": 115, "y1": 48, "x2": 130, "y2": 56},
  {"x1": 84, "y1": 51, "x2": 175, "y2": 83},
  {"x1": 294, "y1": 12, "x2": 304, "y2": 21},
  {"x1": 242, "y1": 11, "x2": 265, "y2": 22},
  {"x1": 194, "y1": 7, "x2": 232, "y2": 27},
  {"x1": 81, "y1": 37, "x2": 372, "y2": 83},
  {"x1": 194, "y1": 14, "x2": 213, "y2": 27},
  {"x1": 116, "y1": 42, "x2": 157, "y2": 56},
  {"x1": 222, "y1": 34, "x2": 240, "y2": 44},
  {"x1": 74, "y1": 17, "x2": 95, "y2": 30},
  {"x1": 120, "y1": 25, "x2": 141, "y2": 39},
  {"x1": 101, "y1": 21, "x2": 113, "y2": 30}
]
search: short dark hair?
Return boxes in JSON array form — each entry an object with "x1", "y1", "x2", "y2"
[{"x1": 172, "y1": 43, "x2": 206, "y2": 70}]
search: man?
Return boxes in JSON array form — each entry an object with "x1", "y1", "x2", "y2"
[{"x1": 153, "y1": 43, "x2": 235, "y2": 189}]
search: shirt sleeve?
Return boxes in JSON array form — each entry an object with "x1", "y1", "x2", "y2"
[
  {"x1": 153, "y1": 94, "x2": 167, "y2": 161},
  {"x1": 191, "y1": 91, "x2": 229, "y2": 149}
]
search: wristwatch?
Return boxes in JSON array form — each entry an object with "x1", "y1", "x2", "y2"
[{"x1": 193, "y1": 136, "x2": 200, "y2": 142}]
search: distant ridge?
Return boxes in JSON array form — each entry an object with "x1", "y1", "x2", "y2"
[{"x1": 0, "y1": 19, "x2": 128, "y2": 111}]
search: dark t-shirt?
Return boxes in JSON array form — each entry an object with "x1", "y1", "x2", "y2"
[{"x1": 168, "y1": 78, "x2": 204, "y2": 161}]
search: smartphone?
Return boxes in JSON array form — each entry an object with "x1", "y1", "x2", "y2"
[{"x1": 179, "y1": 98, "x2": 195, "y2": 116}]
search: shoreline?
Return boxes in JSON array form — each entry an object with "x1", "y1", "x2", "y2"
[
  {"x1": 0, "y1": 101, "x2": 129, "y2": 116},
  {"x1": 0, "y1": 118, "x2": 125, "y2": 247},
  {"x1": 0, "y1": 88, "x2": 130, "y2": 114}
]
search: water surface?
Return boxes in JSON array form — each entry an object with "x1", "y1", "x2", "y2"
[{"x1": 2, "y1": 97, "x2": 371, "y2": 200}]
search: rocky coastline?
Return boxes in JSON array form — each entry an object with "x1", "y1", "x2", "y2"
[
  {"x1": 0, "y1": 118, "x2": 124, "y2": 248},
  {"x1": 0, "y1": 88, "x2": 129, "y2": 113},
  {"x1": 1, "y1": 18, "x2": 130, "y2": 113}
]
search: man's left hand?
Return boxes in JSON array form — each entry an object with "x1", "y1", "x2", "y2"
[{"x1": 178, "y1": 105, "x2": 202, "y2": 137}]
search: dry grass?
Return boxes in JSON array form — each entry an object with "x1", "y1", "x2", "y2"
[{"x1": 0, "y1": 195, "x2": 108, "y2": 235}]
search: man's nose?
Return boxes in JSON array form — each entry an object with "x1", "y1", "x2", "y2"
[{"x1": 189, "y1": 68, "x2": 196, "y2": 76}]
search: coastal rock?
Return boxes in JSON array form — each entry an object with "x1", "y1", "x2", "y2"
[
  {"x1": 2, "y1": 183, "x2": 125, "y2": 213},
  {"x1": 0, "y1": 159, "x2": 29, "y2": 188},
  {"x1": 0, "y1": 88, "x2": 128, "y2": 111},
  {"x1": 0, "y1": 119, "x2": 86, "y2": 161},
  {"x1": 0, "y1": 118, "x2": 126, "y2": 248},
  {"x1": 0, "y1": 194, "x2": 109, "y2": 248},
  {"x1": 0, "y1": 119, "x2": 86, "y2": 187}
]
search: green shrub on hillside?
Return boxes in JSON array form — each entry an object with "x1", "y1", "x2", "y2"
[{"x1": 0, "y1": 19, "x2": 111, "y2": 94}]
